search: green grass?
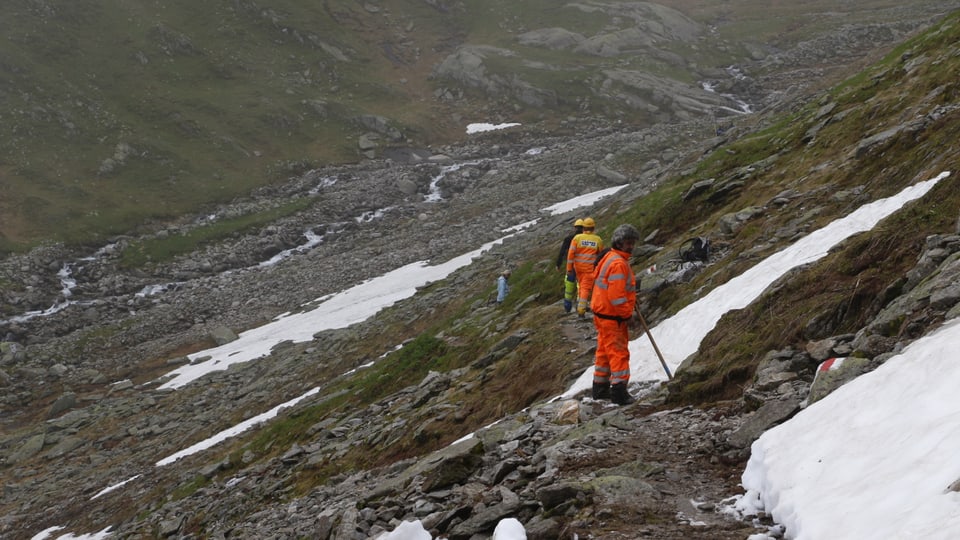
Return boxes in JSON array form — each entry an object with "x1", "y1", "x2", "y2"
[
  {"x1": 5, "y1": 0, "x2": 932, "y2": 253},
  {"x1": 0, "y1": 0, "x2": 430, "y2": 250},
  {"x1": 459, "y1": 0, "x2": 610, "y2": 44},
  {"x1": 657, "y1": 11, "x2": 960, "y2": 403},
  {"x1": 348, "y1": 333, "x2": 454, "y2": 400},
  {"x1": 220, "y1": 330, "x2": 469, "y2": 488},
  {"x1": 669, "y1": 174, "x2": 960, "y2": 404},
  {"x1": 118, "y1": 197, "x2": 314, "y2": 268},
  {"x1": 487, "y1": 259, "x2": 563, "y2": 309},
  {"x1": 177, "y1": 8, "x2": 960, "y2": 525},
  {"x1": 170, "y1": 474, "x2": 210, "y2": 501}
]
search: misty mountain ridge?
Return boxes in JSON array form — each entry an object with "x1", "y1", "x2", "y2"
[{"x1": 0, "y1": 0, "x2": 952, "y2": 249}]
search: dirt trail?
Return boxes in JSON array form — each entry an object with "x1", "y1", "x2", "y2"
[{"x1": 554, "y1": 308, "x2": 762, "y2": 539}]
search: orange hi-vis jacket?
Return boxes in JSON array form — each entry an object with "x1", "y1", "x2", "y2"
[
  {"x1": 565, "y1": 232, "x2": 603, "y2": 277},
  {"x1": 591, "y1": 247, "x2": 636, "y2": 321},
  {"x1": 591, "y1": 247, "x2": 637, "y2": 386}
]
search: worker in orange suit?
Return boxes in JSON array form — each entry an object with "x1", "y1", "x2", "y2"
[
  {"x1": 590, "y1": 223, "x2": 640, "y2": 405},
  {"x1": 557, "y1": 218, "x2": 585, "y2": 313},
  {"x1": 565, "y1": 217, "x2": 603, "y2": 318}
]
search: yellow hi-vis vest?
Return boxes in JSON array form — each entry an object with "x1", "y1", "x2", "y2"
[{"x1": 566, "y1": 232, "x2": 603, "y2": 275}]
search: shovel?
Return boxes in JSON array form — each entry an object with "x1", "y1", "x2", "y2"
[{"x1": 634, "y1": 303, "x2": 672, "y2": 380}]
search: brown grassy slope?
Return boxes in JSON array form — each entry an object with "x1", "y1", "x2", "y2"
[{"x1": 640, "y1": 13, "x2": 960, "y2": 404}]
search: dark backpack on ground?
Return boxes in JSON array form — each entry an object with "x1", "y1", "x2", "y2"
[{"x1": 679, "y1": 236, "x2": 710, "y2": 263}]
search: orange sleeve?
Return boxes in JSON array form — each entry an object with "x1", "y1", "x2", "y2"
[{"x1": 608, "y1": 258, "x2": 636, "y2": 319}]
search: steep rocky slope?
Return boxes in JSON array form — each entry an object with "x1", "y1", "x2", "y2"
[{"x1": 3, "y1": 5, "x2": 960, "y2": 540}]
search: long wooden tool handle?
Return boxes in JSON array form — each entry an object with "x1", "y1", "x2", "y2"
[{"x1": 635, "y1": 305, "x2": 673, "y2": 380}]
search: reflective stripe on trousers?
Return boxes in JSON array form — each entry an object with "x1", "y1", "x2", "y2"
[
  {"x1": 576, "y1": 269, "x2": 595, "y2": 313},
  {"x1": 564, "y1": 273, "x2": 577, "y2": 302},
  {"x1": 593, "y1": 365, "x2": 611, "y2": 385},
  {"x1": 594, "y1": 316, "x2": 630, "y2": 385}
]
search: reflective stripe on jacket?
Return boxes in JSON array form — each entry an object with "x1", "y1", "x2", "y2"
[
  {"x1": 565, "y1": 233, "x2": 603, "y2": 275},
  {"x1": 590, "y1": 248, "x2": 636, "y2": 320}
]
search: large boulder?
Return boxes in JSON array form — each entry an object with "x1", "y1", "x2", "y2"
[{"x1": 807, "y1": 356, "x2": 872, "y2": 404}]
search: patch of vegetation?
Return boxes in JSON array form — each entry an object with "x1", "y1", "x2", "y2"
[
  {"x1": 233, "y1": 12, "x2": 960, "y2": 530},
  {"x1": 669, "y1": 163, "x2": 960, "y2": 405},
  {"x1": 0, "y1": 238, "x2": 28, "y2": 256},
  {"x1": 70, "y1": 322, "x2": 124, "y2": 356},
  {"x1": 227, "y1": 331, "x2": 468, "y2": 482},
  {"x1": 4, "y1": 0, "x2": 928, "y2": 251},
  {"x1": 492, "y1": 260, "x2": 560, "y2": 309},
  {"x1": 0, "y1": 0, "x2": 453, "y2": 249},
  {"x1": 590, "y1": 177, "x2": 694, "y2": 245},
  {"x1": 240, "y1": 391, "x2": 351, "y2": 463},
  {"x1": 118, "y1": 197, "x2": 313, "y2": 268},
  {"x1": 459, "y1": 0, "x2": 610, "y2": 44},
  {"x1": 581, "y1": 11, "x2": 960, "y2": 404},
  {"x1": 170, "y1": 474, "x2": 210, "y2": 501},
  {"x1": 33, "y1": 7, "x2": 960, "y2": 529},
  {"x1": 349, "y1": 333, "x2": 453, "y2": 400},
  {"x1": 203, "y1": 253, "x2": 571, "y2": 494}
]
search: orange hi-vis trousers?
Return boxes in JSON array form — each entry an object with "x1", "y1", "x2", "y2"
[
  {"x1": 567, "y1": 232, "x2": 602, "y2": 315},
  {"x1": 575, "y1": 267, "x2": 595, "y2": 314},
  {"x1": 593, "y1": 317, "x2": 630, "y2": 386}
]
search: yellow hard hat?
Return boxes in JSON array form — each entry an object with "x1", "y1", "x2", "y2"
[
  {"x1": 574, "y1": 218, "x2": 584, "y2": 227},
  {"x1": 582, "y1": 217, "x2": 596, "y2": 228}
]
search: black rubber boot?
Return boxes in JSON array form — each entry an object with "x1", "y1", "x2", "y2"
[
  {"x1": 591, "y1": 382, "x2": 610, "y2": 400},
  {"x1": 610, "y1": 383, "x2": 635, "y2": 405}
]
